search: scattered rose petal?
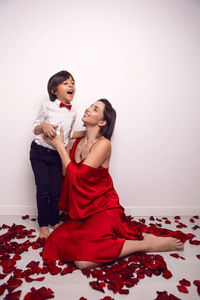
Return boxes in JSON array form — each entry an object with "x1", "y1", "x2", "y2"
[
  {"x1": 0, "y1": 283, "x2": 7, "y2": 296},
  {"x1": 193, "y1": 215, "x2": 199, "y2": 219},
  {"x1": 89, "y1": 281, "x2": 105, "y2": 293},
  {"x1": 193, "y1": 280, "x2": 200, "y2": 287},
  {"x1": 4, "y1": 290, "x2": 22, "y2": 300},
  {"x1": 165, "y1": 220, "x2": 171, "y2": 224},
  {"x1": 179, "y1": 279, "x2": 191, "y2": 286},
  {"x1": 177, "y1": 285, "x2": 189, "y2": 293},
  {"x1": 162, "y1": 269, "x2": 172, "y2": 279},
  {"x1": 7, "y1": 276, "x2": 23, "y2": 292},
  {"x1": 155, "y1": 291, "x2": 181, "y2": 300},
  {"x1": 189, "y1": 239, "x2": 200, "y2": 245},
  {"x1": 22, "y1": 215, "x2": 29, "y2": 220},
  {"x1": 196, "y1": 254, "x2": 200, "y2": 260},
  {"x1": 170, "y1": 253, "x2": 179, "y2": 259}
]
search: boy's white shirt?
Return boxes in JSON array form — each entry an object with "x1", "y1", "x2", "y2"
[{"x1": 33, "y1": 99, "x2": 77, "y2": 150}]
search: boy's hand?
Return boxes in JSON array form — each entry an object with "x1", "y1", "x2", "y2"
[{"x1": 43, "y1": 123, "x2": 58, "y2": 138}]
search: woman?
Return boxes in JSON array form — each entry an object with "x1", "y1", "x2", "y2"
[{"x1": 42, "y1": 99, "x2": 184, "y2": 269}]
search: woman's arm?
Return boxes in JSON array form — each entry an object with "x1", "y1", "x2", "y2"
[
  {"x1": 43, "y1": 128, "x2": 71, "y2": 175},
  {"x1": 83, "y1": 138, "x2": 111, "y2": 169},
  {"x1": 71, "y1": 130, "x2": 85, "y2": 139}
]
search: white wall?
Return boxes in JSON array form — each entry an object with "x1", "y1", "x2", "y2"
[{"x1": 0, "y1": 0, "x2": 199, "y2": 216}]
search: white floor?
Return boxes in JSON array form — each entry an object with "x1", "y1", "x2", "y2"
[{"x1": 0, "y1": 215, "x2": 200, "y2": 300}]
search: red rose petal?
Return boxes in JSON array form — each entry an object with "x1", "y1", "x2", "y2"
[
  {"x1": 4, "y1": 290, "x2": 22, "y2": 300},
  {"x1": 22, "y1": 215, "x2": 29, "y2": 220},
  {"x1": 0, "y1": 273, "x2": 7, "y2": 279},
  {"x1": 81, "y1": 269, "x2": 91, "y2": 278},
  {"x1": 174, "y1": 216, "x2": 181, "y2": 220},
  {"x1": 35, "y1": 276, "x2": 45, "y2": 281},
  {"x1": 193, "y1": 280, "x2": 200, "y2": 287},
  {"x1": 89, "y1": 281, "x2": 105, "y2": 293},
  {"x1": 48, "y1": 263, "x2": 62, "y2": 275},
  {"x1": 196, "y1": 255, "x2": 200, "y2": 260},
  {"x1": 13, "y1": 254, "x2": 21, "y2": 261},
  {"x1": 155, "y1": 291, "x2": 181, "y2": 300},
  {"x1": 26, "y1": 261, "x2": 40, "y2": 268},
  {"x1": 25, "y1": 276, "x2": 34, "y2": 282},
  {"x1": 0, "y1": 283, "x2": 7, "y2": 296},
  {"x1": 193, "y1": 215, "x2": 199, "y2": 219},
  {"x1": 118, "y1": 288, "x2": 129, "y2": 294},
  {"x1": 2, "y1": 259, "x2": 16, "y2": 268},
  {"x1": 170, "y1": 253, "x2": 179, "y2": 259},
  {"x1": 165, "y1": 220, "x2": 171, "y2": 224},
  {"x1": 177, "y1": 285, "x2": 189, "y2": 293},
  {"x1": 189, "y1": 239, "x2": 200, "y2": 245},
  {"x1": 37, "y1": 286, "x2": 54, "y2": 299},
  {"x1": 7, "y1": 276, "x2": 23, "y2": 292},
  {"x1": 162, "y1": 269, "x2": 172, "y2": 279},
  {"x1": 189, "y1": 218, "x2": 195, "y2": 223},
  {"x1": 100, "y1": 297, "x2": 114, "y2": 300},
  {"x1": 179, "y1": 279, "x2": 191, "y2": 286}
]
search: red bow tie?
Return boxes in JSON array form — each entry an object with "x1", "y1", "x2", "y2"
[{"x1": 60, "y1": 102, "x2": 72, "y2": 110}]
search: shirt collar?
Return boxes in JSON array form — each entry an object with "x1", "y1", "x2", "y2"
[{"x1": 55, "y1": 99, "x2": 61, "y2": 106}]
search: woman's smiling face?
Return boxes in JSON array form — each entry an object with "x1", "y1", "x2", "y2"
[{"x1": 82, "y1": 101, "x2": 105, "y2": 126}]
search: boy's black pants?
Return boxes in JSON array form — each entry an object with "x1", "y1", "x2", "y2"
[{"x1": 30, "y1": 141, "x2": 62, "y2": 227}]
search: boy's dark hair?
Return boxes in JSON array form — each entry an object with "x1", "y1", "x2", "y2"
[
  {"x1": 98, "y1": 99, "x2": 116, "y2": 140},
  {"x1": 47, "y1": 70, "x2": 75, "y2": 102}
]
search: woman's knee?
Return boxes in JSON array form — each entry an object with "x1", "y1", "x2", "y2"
[{"x1": 74, "y1": 260, "x2": 97, "y2": 270}]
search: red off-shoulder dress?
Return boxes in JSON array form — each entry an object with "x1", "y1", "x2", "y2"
[{"x1": 42, "y1": 138, "x2": 138, "y2": 263}]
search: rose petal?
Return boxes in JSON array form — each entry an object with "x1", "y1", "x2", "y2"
[
  {"x1": 177, "y1": 285, "x2": 189, "y2": 293},
  {"x1": 193, "y1": 215, "x2": 199, "y2": 219},
  {"x1": 162, "y1": 269, "x2": 172, "y2": 279},
  {"x1": 89, "y1": 281, "x2": 105, "y2": 293},
  {"x1": 179, "y1": 279, "x2": 191, "y2": 286},
  {"x1": 0, "y1": 283, "x2": 7, "y2": 296},
  {"x1": 170, "y1": 253, "x2": 179, "y2": 259},
  {"x1": 155, "y1": 291, "x2": 181, "y2": 300},
  {"x1": 22, "y1": 215, "x2": 29, "y2": 220},
  {"x1": 193, "y1": 280, "x2": 200, "y2": 287},
  {"x1": 7, "y1": 276, "x2": 23, "y2": 292},
  {"x1": 4, "y1": 290, "x2": 22, "y2": 300}
]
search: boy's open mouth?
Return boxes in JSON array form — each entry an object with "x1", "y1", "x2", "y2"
[{"x1": 67, "y1": 91, "x2": 73, "y2": 94}]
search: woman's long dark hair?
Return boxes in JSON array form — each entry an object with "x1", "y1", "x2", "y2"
[{"x1": 98, "y1": 99, "x2": 116, "y2": 140}]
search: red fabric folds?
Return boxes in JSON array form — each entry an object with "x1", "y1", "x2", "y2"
[{"x1": 58, "y1": 162, "x2": 122, "y2": 220}]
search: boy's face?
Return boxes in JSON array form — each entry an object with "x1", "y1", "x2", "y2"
[{"x1": 54, "y1": 77, "x2": 76, "y2": 104}]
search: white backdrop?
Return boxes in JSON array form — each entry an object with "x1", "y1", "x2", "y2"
[{"x1": 0, "y1": 0, "x2": 199, "y2": 216}]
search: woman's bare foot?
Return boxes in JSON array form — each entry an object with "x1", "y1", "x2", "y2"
[
  {"x1": 52, "y1": 223, "x2": 60, "y2": 230},
  {"x1": 143, "y1": 233, "x2": 184, "y2": 252},
  {"x1": 39, "y1": 226, "x2": 50, "y2": 239}
]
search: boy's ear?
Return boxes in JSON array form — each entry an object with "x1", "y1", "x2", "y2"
[
  {"x1": 98, "y1": 120, "x2": 107, "y2": 127},
  {"x1": 51, "y1": 89, "x2": 57, "y2": 95}
]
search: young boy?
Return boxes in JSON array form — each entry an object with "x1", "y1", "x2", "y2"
[{"x1": 30, "y1": 70, "x2": 84, "y2": 239}]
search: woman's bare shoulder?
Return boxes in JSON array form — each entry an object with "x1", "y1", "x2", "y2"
[{"x1": 93, "y1": 137, "x2": 111, "y2": 152}]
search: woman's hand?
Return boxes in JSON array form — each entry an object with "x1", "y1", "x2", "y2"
[{"x1": 43, "y1": 127, "x2": 64, "y2": 149}]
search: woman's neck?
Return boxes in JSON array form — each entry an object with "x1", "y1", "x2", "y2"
[{"x1": 84, "y1": 126, "x2": 102, "y2": 144}]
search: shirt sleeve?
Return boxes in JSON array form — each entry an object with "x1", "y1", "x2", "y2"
[
  {"x1": 32, "y1": 103, "x2": 46, "y2": 132},
  {"x1": 69, "y1": 113, "x2": 77, "y2": 139}
]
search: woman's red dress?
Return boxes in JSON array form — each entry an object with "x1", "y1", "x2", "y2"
[
  {"x1": 42, "y1": 139, "x2": 191, "y2": 263},
  {"x1": 42, "y1": 138, "x2": 139, "y2": 263}
]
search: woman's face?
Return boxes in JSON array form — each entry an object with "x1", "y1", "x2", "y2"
[{"x1": 82, "y1": 101, "x2": 105, "y2": 126}]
